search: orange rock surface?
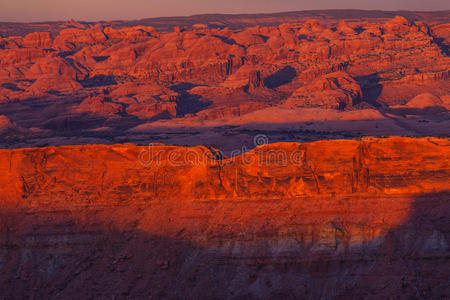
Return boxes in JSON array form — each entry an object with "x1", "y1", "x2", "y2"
[
  {"x1": 285, "y1": 72, "x2": 362, "y2": 109},
  {"x1": 0, "y1": 137, "x2": 448, "y2": 298},
  {"x1": 0, "y1": 11, "x2": 449, "y2": 298},
  {"x1": 0, "y1": 15, "x2": 448, "y2": 149},
  {"x1": 0, "y1": 16, "x2": 448, "y2": 104}
]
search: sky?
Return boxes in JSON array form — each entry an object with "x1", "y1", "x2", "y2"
[{"x1": 0, "y1": 0, "x2": 449, "y2": 22}]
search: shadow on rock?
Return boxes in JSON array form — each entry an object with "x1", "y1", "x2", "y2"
[
  {"x1": 0, "y1": 190, "x2": 448, "y2": 299},
  {"x1": 264, "y1": 66, "x2": 297, "y2": 89}
]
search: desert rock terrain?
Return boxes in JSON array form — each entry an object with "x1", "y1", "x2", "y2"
[
  {"x1": 0, "y1": 10, "x2": 449, "y2": 299},
  {"x1": 0, "y1": 137, "x2": 448, "y2": 298},
  {"x1": 0, "y1": 12, "x2": 448, "y2": 151}
]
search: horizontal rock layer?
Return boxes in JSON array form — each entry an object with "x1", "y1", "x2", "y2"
[{"x1": 0, "y1": 137, "x2": 448, "y2": 298}]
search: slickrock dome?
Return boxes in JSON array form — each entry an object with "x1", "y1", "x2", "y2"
[
  {"x1": 285, "y1": 72, "x2": 362, "y2": 109},
  {"x1": 22, "y1": 32, "x2": 53, "y2": 48},
  {"x1": 383, "y1": 15, "x2": 411, "y2": 33},
  {"x1": 0, "y1": 115, "x2": 13, "y2": 132},
  {"x1": 26, "y1": 57, "x2": 87, "y2": 81},
  {"x1": 405, "y1": 93, "x2": 443, "y2": 108},
  {"x1": 28, "y1": 77, "x2": 83, "y2": 95}
]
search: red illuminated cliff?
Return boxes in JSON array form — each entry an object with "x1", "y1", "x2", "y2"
[
  {"x1": 0, "y1": 137, "x2": 448, "y2": 298},
  {"x1": 0, "y1": 10, "x2": 449, "y2": 298}
]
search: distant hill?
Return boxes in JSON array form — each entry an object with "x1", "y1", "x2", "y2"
[{"x1": 1, "y1": 9, "x2": 449, "y2": 37}]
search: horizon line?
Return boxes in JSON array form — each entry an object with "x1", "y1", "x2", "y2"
[{"x1": 1, "y1": 8, "x2": 449, "y2": 24}]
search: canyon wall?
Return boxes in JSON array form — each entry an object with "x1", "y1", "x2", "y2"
[{"x1": 0, "y1": 137, "x2": 448, "y2": 299}]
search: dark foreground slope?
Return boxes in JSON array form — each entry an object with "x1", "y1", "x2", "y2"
[{"x1": 0, "y1": 137, "x2": 448, "y2": 299}]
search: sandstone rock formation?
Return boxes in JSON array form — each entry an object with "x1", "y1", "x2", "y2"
[
  {"x1": 25, "y1": 57, "x2": 87, "y2": 81},
  {"x1": 0, "y1": 137, "x2": 448, "y2": 298},
  {"x1": 74, "y1": 94, "x2": 123, "y2": 117},
  {"x1": 28, "y1": 76, "x2": 83, "y2": 96},
  {"x1": 285, "y1": 72, "x2": 362, "y2": 109},
  {"x1": 0, "y1": 115, "x2": 13, "y2": 132},
  {"x1": 403, "y1": 93, "x2": 444, "y2": 108},
  {"x1": 0, "y1": 11, "x2": 449, "y2": 298},
  {"x1": 0, "y1": 15, "x2": 448, "y2": 100},
  {"x1": 0, "y1": 15, "x2": 448, "y2": 149},
  {"x1": 247, "y1": 70, "x2": 264, "y2": 90},
  {"x1": 22, "y1": 32, "x2": 53, "y2": 48}
]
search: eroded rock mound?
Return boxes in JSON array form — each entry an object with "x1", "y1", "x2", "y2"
[
  {"x1": 75, "y1": 94, "x2": 123, "y2": 117},
  {"x1": 285, "y1": 72, "x2": 362, "y2": 109},
  {"x1": 404, "y1": 93, "x2": 443, "y2": 108},
  {"x1": 28, "y1": 76, "x2": 83, "y2": 95},
  {"x1": 0, "y1": 115, "x2": 13, "y2": 132},
  {"x1": 25, "y1": 57, "x2": 87, "y2": 81},
  {"x1": 22, "y1": 32, "x2": 53, "y2": 48}
]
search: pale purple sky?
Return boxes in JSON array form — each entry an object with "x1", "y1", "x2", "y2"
[{"x1": 1, "y1": 0, "x2": 449, "y2": 22}]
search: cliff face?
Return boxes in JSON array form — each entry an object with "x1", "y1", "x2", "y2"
[
  {"x1": 0, "y1": 137, "x2": 448, "y2": 299},
  {"x1": 1, "y1": 137, "x2": 447, "y2": 203}
]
